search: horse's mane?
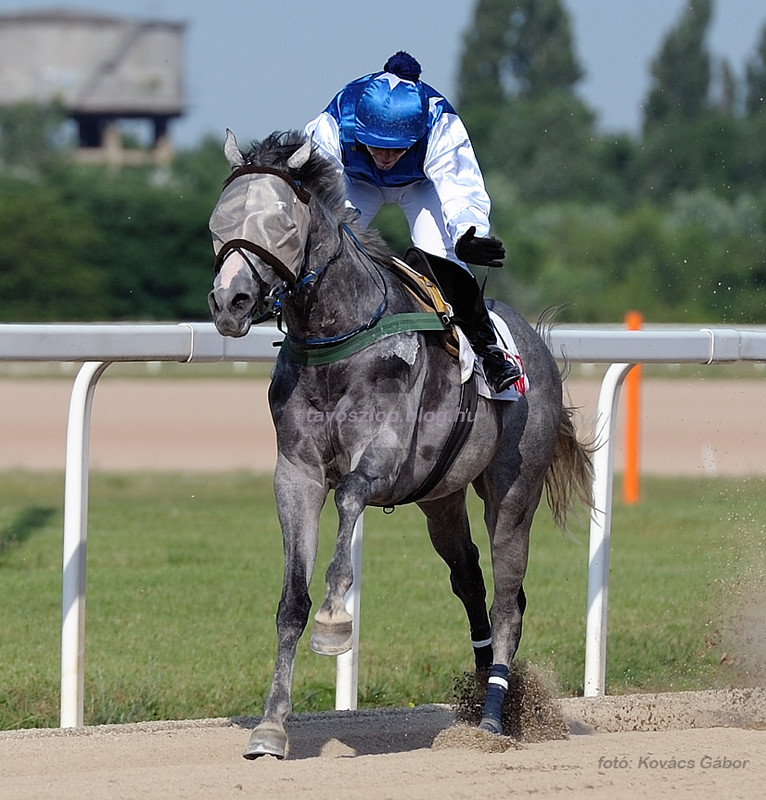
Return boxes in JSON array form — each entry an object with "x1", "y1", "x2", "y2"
[{"x1": 242, "y1": 131, "x2": 396, "y2": 265}]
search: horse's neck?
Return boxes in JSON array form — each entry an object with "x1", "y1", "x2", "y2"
[{"x1": 282, "y1": 233, "x2": 412, "y2": 340}]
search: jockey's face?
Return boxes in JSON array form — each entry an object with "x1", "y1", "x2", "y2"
[{"x1": 365, "y1": 145, "x2": 408, "y2": 171}]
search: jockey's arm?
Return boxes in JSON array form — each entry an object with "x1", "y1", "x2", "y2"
[
  {"x1": 304, "y1": 112, "x2": 345, "y2": 173},
  {"x1": 422, "y1": 113, "x2": 494, "y2": 247}
]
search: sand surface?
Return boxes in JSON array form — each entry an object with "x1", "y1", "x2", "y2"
[
  {"x1": 2, "y1": 375, "x2": 765, "y2": 475},
  {"x1": 1, "y1": 690, "x2": 764, "y2": 799}
]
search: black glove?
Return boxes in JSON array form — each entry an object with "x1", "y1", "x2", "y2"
[{"x1": 455, "y1": 226, "x2": 505, "y2": 268}]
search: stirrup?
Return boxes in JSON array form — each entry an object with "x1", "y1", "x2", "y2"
[
  {"x1": 491, "y1": 367, "x2": 522, "y2": 393},
  {"x1": 484, "y1": 361, "x2": 522, "y2": 394}
]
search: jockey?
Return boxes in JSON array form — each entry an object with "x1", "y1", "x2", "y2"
[{"x1": 304, "y1": 51, "x2": 521, "y2": 393}]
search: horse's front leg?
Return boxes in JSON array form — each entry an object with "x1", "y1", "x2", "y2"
[
  {"x1": 244, "y1": 461, "x2": 326, "y2": 760},
  {"x1": 309, "y1": 472, "x2": 369, "y2": 656}
]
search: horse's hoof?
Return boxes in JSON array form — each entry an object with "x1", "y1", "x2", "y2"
[
  {"x1": 309, "y1": 618, "x2": 353, "y2": 656},
  {"x1": 242, "y1": 722, "x2": 288, "y2": 760},
  {"x1": 478, "y1": 717, "x2": 503, "y2": 735}
]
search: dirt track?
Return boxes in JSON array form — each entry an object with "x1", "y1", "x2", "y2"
[
  {"x1": 2, "y1": 375, "x2": 765, "y2": 475},
  {"x1": 2, "y1": 691, "x2": 764, "y2": 799},
  {"x1": 2, "y1": 374, "x2": 765, "y2": 798}
]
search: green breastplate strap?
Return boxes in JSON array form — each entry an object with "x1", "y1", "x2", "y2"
[{"x1": 280, "y1": 312, "x2": 447, "y2": 366}]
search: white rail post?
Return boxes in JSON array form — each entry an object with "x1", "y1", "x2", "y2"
[
  {"x1": 583, "y1": 362, "x2": 635, "y2": 697},
  {"x1": 60, "y1": 361, "x2": 110, "y2": 727},
  {"x1": 335, "y1": 515, "x2": 363, "y2": 710}
]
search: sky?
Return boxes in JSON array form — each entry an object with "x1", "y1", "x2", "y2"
[{"x1": 1, "y1": 0, "x2": 765, "y2": 149}]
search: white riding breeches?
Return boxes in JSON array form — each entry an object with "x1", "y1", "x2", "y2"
[{"x1": 345, "y1": 176, "x2": 457, "y2": 262}]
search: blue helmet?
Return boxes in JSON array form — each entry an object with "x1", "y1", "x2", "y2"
[{"x1": 354, "y1": 72, "x2": 428, "y2": 149}]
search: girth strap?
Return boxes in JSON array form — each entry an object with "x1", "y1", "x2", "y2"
[{"x1": 387, "y1": 374, "x2": 479, "y2": 507}]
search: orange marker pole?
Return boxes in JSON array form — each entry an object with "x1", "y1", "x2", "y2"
[{"x1": 623, "y1": 311, "x2": 642, "y2": 504}]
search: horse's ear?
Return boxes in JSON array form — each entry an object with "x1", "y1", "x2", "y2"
[
  {"x1": 224, "y1": 129, "x2": 245, "y2": 168},
  {"x1": 287, "y1": 135, "x2": 313, "y2": 171}
]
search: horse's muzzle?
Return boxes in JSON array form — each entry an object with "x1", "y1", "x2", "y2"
[{"x1": 208, "y1": 288, "x2": 254, "y2": 338}]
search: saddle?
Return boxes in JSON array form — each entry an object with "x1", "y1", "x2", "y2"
[{"x1": 388, "y1": 248, "x2": 462, "y2": 357}]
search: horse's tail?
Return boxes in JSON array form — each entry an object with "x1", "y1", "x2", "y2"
[
  {"x1": 545, "y1": 403, "x2": 595, "y2": 531},
  {"x1": 536, "y1": 306, "x2": 596, "y2": 530}
]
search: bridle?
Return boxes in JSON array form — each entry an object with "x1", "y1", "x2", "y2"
[{"x1": 211, "y1": 164, "x2": 390, "y2": 344}]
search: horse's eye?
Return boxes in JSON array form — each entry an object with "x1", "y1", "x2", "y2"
[{"x1": 232, "y1": 293, "x2": 252, "y2": 310}]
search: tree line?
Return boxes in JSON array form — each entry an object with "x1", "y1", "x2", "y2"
[{"x1": 1, "y1": 0, "x2": 765, "y2": 324}]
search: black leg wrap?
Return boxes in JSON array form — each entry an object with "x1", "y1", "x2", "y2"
[
  {"x1": 471, "y1": 628, "x2": 493, "y2": 671},
  {"x1": 473, "y1": 644, "x2": 494, "y2": 671},
  {"x1": 479, "y1": 664, "x2": 509, "y2": 735}
]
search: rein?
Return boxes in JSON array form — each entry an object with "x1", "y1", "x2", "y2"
[
  {"x1": 278, "y1": 220, "x2": 476, "y2": 504},
  {"x1": 280, "y1": 311, "x2": 446, "y2": 365},
  {"x1": 280, "y1": 222, "x2": 456, "y2": 364},
  {"x1": 213, "y1": 164, "x2": 450, "y2": 363},
  {"x1": 280, "y1": 223, "x2": 390, "y2": 350}
]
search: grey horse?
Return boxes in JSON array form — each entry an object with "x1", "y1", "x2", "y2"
[{"x1": 207, "y1": 130, "x2": 593, "y2": 759}]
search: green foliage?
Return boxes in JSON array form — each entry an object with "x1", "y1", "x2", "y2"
[
  {"x1": 371, "y1": 203, "x2": 412, "y2": 255},
  {"x1": 459, "y1": 0, "x2": 582, "y2": 105},
  {"x1": 0, "y1": 101, "x2": 68, "y2": 170},
  {"x1": 458, "y1": 0, "x2": 513, "y2": 112},
  {"x1": 0, "y1": 469, "x2": 761, "y2": 728},
  {"x1": 643, "y1": 0, "x2": 713, "y2": 129},
  {"x1": 450, "y1": 0, "x2": 766, "y2": 323},
  {"x1": 458, "y1": 0, "x2": 584, "y2": 148},
  {"x1": 485, "y1": 187, "x2": 766, "y2": 323},
  {"x1": 0, "y1": 178, "x2": 108, "y2": 321},
  {"x1": 634, "y1": 112, "x2": 752, "y2": 200},
  {"x1": 1, "y1": 0, "x2": 766, "y2": 325},
  {"x1": 482, "y1": 91, "x2": 607, "y2": 204},
  {"x1": 0, "y1": 135, "x2": 229, "y2": 322},
  {"x1": 746, "y1": 24, "x2": 766, "y2": 116},
  {"x1": 63, "y1": 173, "x2": 216, "y2": 320}
]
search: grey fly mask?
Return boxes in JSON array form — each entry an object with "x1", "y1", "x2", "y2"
[{"x1": 209, "y1": 166, "x2": 312, "y2": 287}]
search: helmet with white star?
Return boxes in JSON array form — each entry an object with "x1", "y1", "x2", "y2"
[{"x1": 354, "y1": 52, "x2": 428, "y2": 149}]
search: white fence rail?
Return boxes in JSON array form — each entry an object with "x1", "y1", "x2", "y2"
[{"x1": 2, "y1": 322, "x2": 765, "y2": 727}]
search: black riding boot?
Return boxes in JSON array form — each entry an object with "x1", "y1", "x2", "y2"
[
  {"x1": 403, "y1": 247, "x2": 522, "y2": 393},
  {"x1": 466, "y1": 303, "x2": 523, "y2": 393},
  {"x1": 481, "y1": 348, "x2": 523, "y2": 393}
]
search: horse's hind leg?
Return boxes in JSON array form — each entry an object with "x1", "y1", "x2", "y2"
[
  {"x1": 473, "y1": 474, "x2": 543, "y2": 735},
  {"x1": 418, "y1": 490, "x2": 493, "y2": 671}
]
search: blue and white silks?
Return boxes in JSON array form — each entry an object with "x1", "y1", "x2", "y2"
[{"x1": 305, "y1": 72, "x2": 493, "y2": 263}]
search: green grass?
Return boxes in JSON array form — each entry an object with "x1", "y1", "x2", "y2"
[{"x1": 1, "y1": 470, "x2": 763, "y2": 730}]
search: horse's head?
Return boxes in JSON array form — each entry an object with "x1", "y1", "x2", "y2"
[{"x1": 207, "y1": 130, "x2": 314, "y2": 337}]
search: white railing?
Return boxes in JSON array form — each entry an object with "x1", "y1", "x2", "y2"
[{"x1": 2, "y1": 322, "x2": 765, "y2": 726}]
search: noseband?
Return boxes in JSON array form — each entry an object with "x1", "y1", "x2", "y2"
[{"x1": 211, "y1": 163, "x2": 390, "y2": 341}]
